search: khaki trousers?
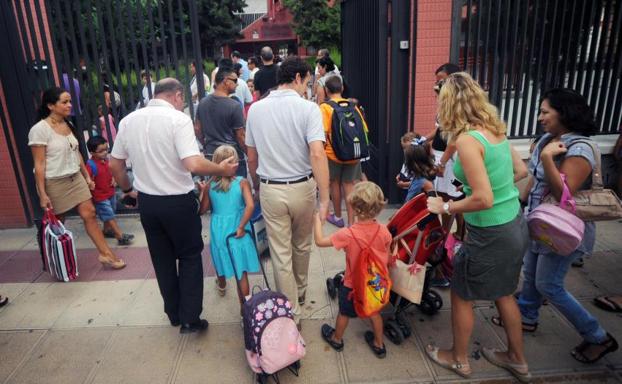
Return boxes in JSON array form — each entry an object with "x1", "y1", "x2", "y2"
[{"x1": 260, "y1": 178, "x2": 316, "y2": 322}]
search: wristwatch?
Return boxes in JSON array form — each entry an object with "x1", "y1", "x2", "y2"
[{"x1": 442, "y1": 202, "x2": 451, "y2": 214}]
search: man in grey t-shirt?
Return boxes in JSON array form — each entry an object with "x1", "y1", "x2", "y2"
[{"x1": 195, "y1": 67, "x2": 247, "y2": 177}]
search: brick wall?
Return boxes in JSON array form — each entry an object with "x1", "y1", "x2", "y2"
[
  {"x1": 413, "y1": 0, "x2": 453, "y2": 136},
  {"x1": 0, "y1": 80, "x2": 28, "y2": 228}
]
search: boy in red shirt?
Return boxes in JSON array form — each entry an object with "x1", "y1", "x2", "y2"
[
  {"x1": 313, "y1": 181, "x2": 392, "y2": 358},
  {"x1": 87, "y1": 136, "x2": 134, "y2": 245}
]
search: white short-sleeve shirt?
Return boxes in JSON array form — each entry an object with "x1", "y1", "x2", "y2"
[
  {"x1": 111, "y1": 99, "x2": 200, "y2": 195},
  {"x1": 246, "y1": 89, "x2": 325, "y2": 180},
  {"x1": 28, "y1": 120, "x2": 81, "y2": 179}
]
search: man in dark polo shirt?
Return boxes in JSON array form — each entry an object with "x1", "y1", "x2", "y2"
[
  {"x1": 253, "y1": 46, "x2": 278, "y2": 97},
  {"x1": 195, "y1": 68, "x2": 247, "y2": 177}
]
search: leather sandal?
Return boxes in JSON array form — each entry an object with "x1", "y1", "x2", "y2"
[
  {"x1": 571, "y1": 333, "x2": 619, "y2": 364},
  {"x1": 491, "y1": 315, "x2": 538, "y2": 333},
  {"x1": 321, "y1": 324, "x2": 344, "y2": 351},
  {"x1": 482, "y1": 347, "x2": 532, "y2": 383},
  {"x1": 98, "y1": 255, "x2": 126, "y2": 269},
  {"x1": 425, "y1": 344, "x2": 471, "y2": 378}
]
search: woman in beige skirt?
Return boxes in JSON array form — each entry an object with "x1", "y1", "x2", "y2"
[{"x1": 29, "y1": 87, "x2": 125, "y2": 269}]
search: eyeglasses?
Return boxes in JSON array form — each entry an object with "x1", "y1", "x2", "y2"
[{"x1": 226, "y1": 77, "x2": 238, "y2": 83}]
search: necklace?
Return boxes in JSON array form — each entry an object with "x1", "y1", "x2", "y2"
[{"x1": 48, "y1": 115, "x2": 64, "y2": 125}]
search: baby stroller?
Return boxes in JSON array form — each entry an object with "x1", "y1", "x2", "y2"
[{"x1": 325, "y1": 193, "x2": 448, "y2": 345}]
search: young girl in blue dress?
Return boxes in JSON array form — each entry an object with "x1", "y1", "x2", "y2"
[{"x1": 198, "y1": 145, "x2": 259, "y2": 308}]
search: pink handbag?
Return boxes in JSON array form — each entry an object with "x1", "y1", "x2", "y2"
[{"x1": 527, "y1": 174, "x2": 585, "y2": 256}]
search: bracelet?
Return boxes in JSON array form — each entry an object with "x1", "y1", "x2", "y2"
[{"x1": 122, "y1": 187, "x2": 133, "y2": 194}]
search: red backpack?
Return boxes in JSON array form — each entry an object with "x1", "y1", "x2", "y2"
[{"x1": 349, "y1": 226, "x2": 392, "y2": 317}]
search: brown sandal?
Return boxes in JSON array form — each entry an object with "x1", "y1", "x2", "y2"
[{"x1": 491, "y1": 315, "x2": 538, "y2": 333}]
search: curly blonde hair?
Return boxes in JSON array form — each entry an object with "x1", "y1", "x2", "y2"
[
  {"x1": 210, "y1": 145, "x2": 238, "y2": 192},
  {"x1": 347, "y1": 181, "x2": 386, "y2": 221},
  {"x1": 437, "y1": 72, "x2": 506, "y2": 139}
]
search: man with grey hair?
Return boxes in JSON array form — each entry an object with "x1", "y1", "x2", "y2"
[
  {"x1": 253, "y1": 46, "x2": 278, "y2": 97},
  {"x1": 110, "y1": 78, "x2": 238, "y2": 334}
]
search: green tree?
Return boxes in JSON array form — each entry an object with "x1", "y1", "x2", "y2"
[{"x1": 282, "y1": 0, "x2": 340, "y2": 50}]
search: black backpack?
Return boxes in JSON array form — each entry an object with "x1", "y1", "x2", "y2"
[{"x1": 325, "y1": 100, "x2": 370, "y2": 161}]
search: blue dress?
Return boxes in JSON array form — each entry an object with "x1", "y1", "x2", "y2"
[{"x1": 209, "y1": 177, "x2": 260, "y2": 279}]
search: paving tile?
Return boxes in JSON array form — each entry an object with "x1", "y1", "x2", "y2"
[
  {"x1": 0, "y1": 283, "x2": 30, "y2": 310},
  {"x1": 90, "y1": 247, "x2": 152, "y2": 281},
  {"x1": 300, "y1": 274, "x2": 332, "y2": 321},
  {"x1": 0, "y1": 330, "x2": 46, "y2": 382},
  {"x1": 479, "y1": 305, "x2": 609, "y2": 374},
  {"x1": 0, "y1": 228, "x2": 35, "y2": 252},
  {"x1": 0, "y1": 250, "x2": 17, "y2": 266},
  {"x1": 578, "y1": 299, "x2": 622, "y2": 368},
  {"x1": 0, "y1": 250, "x2": 44, "y2": 283},
  {"x1": 0, "y1": 283, "x2": 84, "y2": 330},
  {"x1": 175, "y1": 323, "x2": 253, "y2": 384},
  {"x1": 53, "y1": 280, "x2": 144, "y2": 328},
  {"x1": 342, "y1": 317, "x2": 432, "y2": 383},
  {"x1": 90, "y1": 327, "x2": 181, "y2": 384},
  {"x1": 416, "y1": 308, "x2": 509, "y2": 381},
  {"x1": 118, "y1": 279, "x2": 171, "y2": 327},
  {"x1": 7, "y1": 328, "x2": 113, "y2": 384},
  {"x1": 275, "y1": 319, "x2": 343, "y2": 384},
  {"x1": 571, "y1": 251, "x2": 622, "y2": 295}
]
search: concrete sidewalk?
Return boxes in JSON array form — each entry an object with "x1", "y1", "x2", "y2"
[{"x1": 0, "y1": 211, "x2": 621, "y2": 384}]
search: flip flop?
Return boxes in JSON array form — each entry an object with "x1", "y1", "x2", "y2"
[
  {"x1": 320, "y1": 324, "x2": 344, "y2": 351},
  {"x1": 481, "y1": 347, "x2": 532, "y2": 383},
  {"x1": 593, "y1": 296, "x2": 622, "y2": 313},
  {"x1": 571, "y1": 333, "x2": 619, "y2": 364},
  {"x1": 425, "y1": 344, "x2": 471, "y2": 378},
  {"x1": 364, "y1": 331, "x2": 386, "y2": 359},
  {"x1": 491, "y1": 315, "x2": 538, "y2": 333}
]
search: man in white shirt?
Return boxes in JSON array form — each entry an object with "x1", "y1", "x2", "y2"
[
  {"x1": 110, "y1": 78, "x2": 237, "y2": 334},
  {"x1": 233, "y1": 63, "x2": 253, "y2": 109},
  {"x1": 231, "y1": 50, "x2": 250, "y2": 81},
  {"x1": 189, "y1": 61, "x2": 211, "y2": 106},
  {"x1": 138, "y1": 70, "x2": 156, "y2": 108},
  {"x1": 246, "y1": 57, "x2": 330, "y2": 327}
]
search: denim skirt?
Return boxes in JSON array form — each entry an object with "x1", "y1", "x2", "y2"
[{"x1": 452, "y1": 214, "x2": 529, "y2": 301}]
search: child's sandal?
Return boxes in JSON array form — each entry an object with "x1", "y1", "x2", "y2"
[
  {"x1": 215, "y1": 279, "x2": 226, "y2": 296},
  {"x1": 364, "y1": 331, "x2": 386, "y2": 358},
  {"x1": 321, "y1": 324, "x2": 344, "y2": 351}
]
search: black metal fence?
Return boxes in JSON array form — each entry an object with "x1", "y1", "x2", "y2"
[
  {"x1": 1, "y1": 0, "x2": 214, "y2": 219},
  {"x1": 451, "y1": 0, "x2": 622, "y2": 138}
]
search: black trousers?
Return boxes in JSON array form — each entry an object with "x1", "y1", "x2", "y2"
[{"x1": 138, "y1": 191, "x2": 204, "y2": 324}]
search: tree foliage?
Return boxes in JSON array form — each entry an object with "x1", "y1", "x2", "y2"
[{"x1": 282, "y1": 0, "x2": 340, "y2": 50}]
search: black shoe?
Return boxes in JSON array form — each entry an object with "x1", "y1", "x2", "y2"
[
  {"x1": 117, "y1": 233, "x2": 134, "y2": 246},
  {"x1": 169, "y1": 316, "x2": 180, "y2": 327},
  {"x1": 298, "y1": 294, "x2": 306, "y2": 305},
  {"x1": 572, "y1": 257, "x2": 584, "y2": 268},
  {"x1": 180, "y1": 319, "x2": 209, "y2": 334}
]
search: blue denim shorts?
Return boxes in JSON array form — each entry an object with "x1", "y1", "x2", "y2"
[
  {"x1": 338, "y1": 285, "x2": 357, "y2": 318},
  {"x1": 95, "y1": 196, "x2": 117, "y2": 222}
]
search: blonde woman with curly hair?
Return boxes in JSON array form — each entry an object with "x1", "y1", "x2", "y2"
[
  {"x1": 425, "y1": 72, "x2": 530, "y2": 382},
  {"x1": 198, "y1": 145, "x2": 259, "y2": 309}
]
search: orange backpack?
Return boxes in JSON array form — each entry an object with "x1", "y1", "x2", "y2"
[{"x1": 349, "y1": 226, "x2": 392, "y2": 318}]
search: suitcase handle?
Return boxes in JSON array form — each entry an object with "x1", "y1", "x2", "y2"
[{"x1": 225, "y1": 231, "x2": 271, "y2": 298}]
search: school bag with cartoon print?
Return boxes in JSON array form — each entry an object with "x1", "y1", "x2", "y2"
[
  {"x1": 349, "y1": 226, "x2": 392, "y2": 317},
  {"x1": 225, "y1": 233, "x2": 305, "y2": 381}
]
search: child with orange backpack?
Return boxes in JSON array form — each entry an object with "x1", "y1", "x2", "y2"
[{"x1": 313, "y1": 181, "x2": 392, "y2": 358}]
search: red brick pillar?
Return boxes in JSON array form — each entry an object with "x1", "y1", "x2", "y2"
[
  {"x1": 413, "y1": 0, "x2": 453, "y2": 136},
  {"x1": 0, "y1": 81, "x2": 29, "y2": 228}
]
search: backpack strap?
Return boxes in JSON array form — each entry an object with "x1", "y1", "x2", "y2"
[
  {"x1": 565, "y1": 138, "x2": 603, "y2": 189},
  {"x1": 86, "y1": 159, "x2": 98, "y2": 178},
  {"x1": 348, "y1": 224, "x2": 382, "y2": 255}
]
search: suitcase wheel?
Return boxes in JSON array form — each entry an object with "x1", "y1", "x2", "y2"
[{"x1": 384, "y1": 319, "x2": 405, "y2": 345}]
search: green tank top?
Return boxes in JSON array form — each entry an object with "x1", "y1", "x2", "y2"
[{"x1": 453, "y1": 130, "x2": 520, "y2": 227}]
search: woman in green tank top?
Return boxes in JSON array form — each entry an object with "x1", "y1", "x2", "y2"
[{"x1": 424, "y1": 72, "x2": 532, "y2": 382}]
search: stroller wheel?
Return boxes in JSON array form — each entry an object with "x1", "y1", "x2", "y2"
[
  {"x1": 326, "y1": 278, "x2": 337, "y2": 299},
  {"x1": 384, "y1": 320, "x2": 405, "y2": 345},
  {"x1": 419, "y1": 290, "x2": 443, "y2": 315},
  {"x1": 396, "y1": 312, "x2": 412, "y2": 338}
]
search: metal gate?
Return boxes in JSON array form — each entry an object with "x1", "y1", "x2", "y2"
[
  {"x1": 0, "y1": 0, "x2": 210, "y2": 220},
  {"x1": 340, "y1": 0, "x2": 415, "y2": 203},
  {"x1": 451, "y1": 0, "x2": 622, "y2": 137}
]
